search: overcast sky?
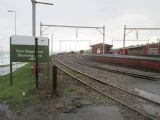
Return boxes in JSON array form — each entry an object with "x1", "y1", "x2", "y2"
[{"x1": 1, "y1": 0, "x2": 160, "y2": 52}]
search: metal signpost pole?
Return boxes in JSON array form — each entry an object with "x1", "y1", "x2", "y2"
[
  {"x1": 10, "y1": 37, "x2": 13, "y2": 85},
  {"x1": 47, "y1": 38, "x2": 49, "y2": 94},
  {"x1": 52, "y1": 65, "x2": 57, "y2": 96},
  {"x1": 35, "y1": 37, "x2": 39, "y2": 89}
]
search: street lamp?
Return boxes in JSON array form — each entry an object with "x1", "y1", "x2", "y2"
[
  {"x1": 31, "y1": 0, "x2": 53, "y2": 36},
  {"x1": 0, "y1": 39, "x2": 3, "y2": 65},
  {"x1": 30, "y1": 0, "x2": 53, "y2": 89},
  {"x1": 8, "y1": 10, "x2": 16, "y2": 35}
]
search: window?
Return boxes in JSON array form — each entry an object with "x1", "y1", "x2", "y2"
[
  {"x1": 97, "y1": 48, "x2": 101, "y2": 53},
  {"x1": 149, "y1": 48, "x2": 158, "y2": 55}
]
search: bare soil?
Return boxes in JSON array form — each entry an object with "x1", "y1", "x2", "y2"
[{"x1": 0, "y1": 63, "x2": 150, "y2": 120}]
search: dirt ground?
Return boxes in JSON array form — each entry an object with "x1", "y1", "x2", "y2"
[{"x1": 0, "y1": 68, "x2": 148, "y2": 120}]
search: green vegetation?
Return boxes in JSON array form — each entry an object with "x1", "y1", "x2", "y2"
[
  {"x1": 0, "y1": 63, "x2": 37, "y2": 108},
  {"x1": 80, "y1": 50, "x2": 84, "y2": 54},
  {"x1": 70, "y1": 51, "x2": 76, "y2": 54}
]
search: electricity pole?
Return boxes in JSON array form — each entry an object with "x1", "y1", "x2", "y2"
[
  {"x1": 8, "y1": 10, "x2": 16, "y2": 35},
  {"x1": 30, "y1": 0, "x2": 53, "y2": 89},
  {"x1": 31, "y1": 0, "x2": 53, "y2": 36}
]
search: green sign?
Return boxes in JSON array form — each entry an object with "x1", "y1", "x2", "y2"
[{"x1": 10, "y1": 36, "x2": 49, "y2": 62}]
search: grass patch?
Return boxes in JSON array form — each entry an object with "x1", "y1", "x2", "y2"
[{"x1": 0, "y1": 63, "x2": 37, "y2": 108}]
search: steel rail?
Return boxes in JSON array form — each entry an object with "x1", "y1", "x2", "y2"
[
  {"x1": 52, "y1": 56, "x2": 157, "y2": 120},
  {"x1": 56, "y1": 56, "x2": 160, "y2": 105},
  {"x1": 63, "y1": 54, "x2": 159, "y2": 80},
  {"x1": 84, "y1": 55, "x2": 160, "y2": 73},
  {"x1": 75, "y1": 62, "x2": 160, "y2": 81}
]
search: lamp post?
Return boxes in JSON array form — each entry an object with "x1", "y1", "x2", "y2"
[
  {"x1": 51, "y1": 33, "x2": 53, "y2": 55},
  {"x1": 31, "y1": 0, "x2": 53, "y2": 36},
  {"x1": 123, "y1": 25, "x2": 126, "y2": 55},
  {"x1": 0, "y1": 39, "x2": 3, "y2": 65},
  {"x1": 31, "y1": 0, "x2": 53, "y2": 89},
  {"x1": 8, "y1": 10, "x2": 16, "y2": 35}
]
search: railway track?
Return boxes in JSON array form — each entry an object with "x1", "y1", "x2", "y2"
[
  {"x1": 62, "y1": 55, "x2": 159, "y2": 81},
  {"x1": 52, "y1": 55, "x2": 160, "y2": 120},
  {"x1": 75, "y1": 62, "x2": 160, "y2": 81},
  {"x1": 60, "y1": 54, "x2": 160, "y2": 81},
  {"x1": 86, "y1": 56, "x2": 160, "y2": 73}
]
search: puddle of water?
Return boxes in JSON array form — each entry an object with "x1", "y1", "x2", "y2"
[{"x1": 135, "y1": 88, "x2": 160, "y2": 104}]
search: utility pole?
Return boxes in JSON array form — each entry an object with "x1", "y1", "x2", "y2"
[
  {"x1": 123, "y1": 25, "x2": 126, "y2": 55},
  {"x1": 51, "y1": 34, "x2": 53, "y2": 55},
  {"x1": 40, "y1": 22, "x2": 42, "y2": 36},
  {"x1": 31, "y1": 0, "x2": 36, "y2": 36},
  {"x1": 148, "y1": 39, "x2": 150, "y2": 54},
  {"x1": 8, "y1": 10, "x2": 16, "y2": 35},
  {"x1": 124, "y1": 26, "x2": 160, "y2": 55},
  {"x1": 103, "y1": 25, "x2": 105, "y2": 54},
  {"x1": 31, "y1": 0, "x2": 53, "y2": 36},
  {"x1": 0, "y1": 40, "x2": 3, "y2": 64},
  {"x1": 30, "y1": 0, "x2": 53, "y2": 89}
]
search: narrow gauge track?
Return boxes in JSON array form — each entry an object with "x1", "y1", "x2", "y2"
[{"x1": 52, "y1": 55, "x2": 160, "y2": 120}]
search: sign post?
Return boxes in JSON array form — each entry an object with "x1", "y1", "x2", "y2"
[
  {"x1": 10, "y1": 35, "x2": 49, "y2": 88},
  {"x1": 35, "y1": 37, "x2": 39, "y2": 89},
  {"x1": 10, "y1": 37, "x2": 13, "y2": 85}
]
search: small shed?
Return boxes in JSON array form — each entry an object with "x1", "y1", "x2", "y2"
[
  {"x1": 127, "y1": 43, "x2": 160, "y2": 55},
  {"x1": 90, "y1": 43, "x2": 112, "y2": 54}
]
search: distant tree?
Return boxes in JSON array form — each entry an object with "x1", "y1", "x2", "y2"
[
  {"x1": 70, "y1": 51, "x2": 75, "y2": 54},
  {"x1": 80, "y1": 50, "x2": 84, "y2": 54}
]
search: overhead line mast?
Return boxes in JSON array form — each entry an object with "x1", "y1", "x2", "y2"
[
  {"x1": 40, "y1": 23, "x2": 106, "y2": 54},
  {"x1": 31, "y1": 0, "x2": 53, "y2": 36}
]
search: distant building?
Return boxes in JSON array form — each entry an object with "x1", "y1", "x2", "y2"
[
  {"x1": 90, "y1": 43, "x2": 112, "y2": 54},
  {"x1": 117, "y1": 48, "x2": 128, "y2": 55},
  {"x1": 127, "y1": 43, "x2": 160, "y2": 55}
]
